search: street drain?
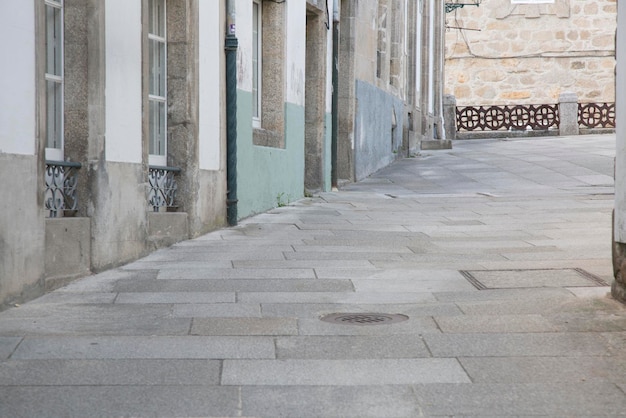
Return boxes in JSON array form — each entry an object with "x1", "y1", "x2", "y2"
[
  {"x1": 320, "y1": 313, "x2": 409, "y2": 326},
  {"x1": 460, "y1": 268, "x2": 609, "y2": 290}
]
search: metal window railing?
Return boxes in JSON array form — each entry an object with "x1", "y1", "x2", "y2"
[
  {"x1": 45, "y1": 160, "x2": 81, "y2": 218},
  {"x1": 148, "y1": 165, "x2": 181, "y2": 212}
]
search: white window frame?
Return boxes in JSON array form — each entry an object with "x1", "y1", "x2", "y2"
[
  {"x1": 252, "y1": 0, "x2": 262, "y2": 128},
  {"x1": 148, "y1": 0, "x2": 168, "y2": 167},
  {"x1": 44, "y1": 0, "x2": 64, "y2": 162}
]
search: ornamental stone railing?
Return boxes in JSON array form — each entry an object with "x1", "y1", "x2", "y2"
[
  {"x1": 148, "y1": 165, "x2": 181, "y2": 212},
  {"x1": 45, "y1": 160, "x2": 81, "y2": 218},
  {"x1": 444, "y1": 92, "x2": 615, "y2": 139}
]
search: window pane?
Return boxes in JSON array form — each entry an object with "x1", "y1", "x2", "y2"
[
  {"x1": 149, "y1": 39, "x2": 166, "y2": 97},
  {"x1": 45, "y1": 5, "x2": 62, "y2": 76},
  {"x1": 46, "y1": 80, "x2": 63, "y2": 150},
  {"x1": 149, "y1": 0, "x2": 166, "y2": 38},
  {"x1": 149, "y1": 100, "x2": 166, "y2": 156}
]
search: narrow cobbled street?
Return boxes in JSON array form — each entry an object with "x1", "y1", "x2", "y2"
[{"x1": 1, "y1": 135, "x2": 625, "y2": 417}]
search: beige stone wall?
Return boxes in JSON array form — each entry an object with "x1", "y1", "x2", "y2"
[{"x1": 445, "y1": 0, "x2": 616, "y2": 106}]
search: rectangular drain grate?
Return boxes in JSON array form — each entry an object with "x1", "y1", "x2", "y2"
[{"x1": 460, "y1": 268, "x2": 609, "y2": 290}]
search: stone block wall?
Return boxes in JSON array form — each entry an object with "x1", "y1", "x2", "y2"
[{"x1": 445, "y1": 0, "x2": 616, "y2": 106}]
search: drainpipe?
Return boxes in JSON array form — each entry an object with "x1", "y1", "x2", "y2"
[
  {"x1": 435, "y1": 0, "x2": 446, "y2": 140},
  {"x1": 331, "y1": 0, "x2": 340, "y2": 189},
  {"x1": 225, "y1": 0, "x2": 238, "y2": 225}
]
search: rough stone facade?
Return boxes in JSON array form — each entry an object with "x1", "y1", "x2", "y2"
[{"x1": 445, "y1": 0, "x2": 616, "y2": 106}]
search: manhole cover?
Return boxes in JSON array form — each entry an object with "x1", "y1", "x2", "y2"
[
  {"x1": 320, "y1": 313, "x2": 409, "y2": 326},
  {"x1": 460, "y1": 268, "x2": 609, "y2": 290}
]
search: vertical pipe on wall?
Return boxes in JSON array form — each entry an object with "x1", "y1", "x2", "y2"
[
  {"x1": 331, "y1": 0, "x2": 339, "y2": 189},
  {"x1": 225, "y1": 0, "x2": 238, "y2": 225}
]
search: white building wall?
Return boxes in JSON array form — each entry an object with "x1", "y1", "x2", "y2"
[
  {"x1": 105, "y1": 0, "x2": 143, "y2": 164},
  {"x1": 199, "y1": 2, "x2": 222, "y2": 171},
  {"x1": 0, "y1": 2, "x2": 36, "y2": 155}
]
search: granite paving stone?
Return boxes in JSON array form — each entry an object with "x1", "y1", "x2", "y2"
[
  {"x1": 240, "y1": 386, "x2": 421, "y2": 418},
  {"x1": 0, "y1": 304, "x2": 191, "y2": 336},
  {"x1": 260, "y1": 302, "x2": 464, "y2": 318},
  {"x1": 424, "y1": 332, "x2": 611, "y2": 357},
  {"x1": 11, "y1": 336, "x2": 276, "y2": 359},
  {"x1": 28, "y1": 292, "x2": 118, "y2": 305},
  {"x1": 156, "y1": 267, "x2": 317, "y2": 280},
  {"x1": 0, "y1": 386, "x2": 240, "y2": 418},
  {"x1": 238, "y1": 291, "x2": 437, "y2": 304},
  {"x1": 113, "y1": 278, "x2": 355, "y2": 293},
  {"x1": 296, "y1": 317, "x2": 440, "y2": 336},
  {"x1": 411, "y1": 382, "x2": 626, "y2": 416},
  {"x1": 190, "y1": 317, "x2": 298, "y2": 336},
  {"x1": 0, "y1": 337, "x2": 22, "y2": 360},
  {"x1": 172, "y1": 303, "x2": 262, "y2": 318},
  {"x1": 459, "y1": 356, "x2": 626, "y2": 383},
  {"x1": 114, "y1": 292, "x2": 235, "y2": 304},
  {"x1": 352, "y1": 278, "x2": 477, "y2": 293},
  {"x1": 434, "y1": 314, "x2": 558, "y2": 333},
  {"x1": 0, "y1": 359, "x2": 221, "y2": 385},
  {"x1": 222, "y1": 359, "x2": 470, "y2": 385},
  {"x1": 275, "y1": 334, "x2": 431, "y2": 359}
]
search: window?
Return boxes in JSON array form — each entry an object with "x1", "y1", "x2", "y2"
[
  {"x1": 251, "y1": 0, "x2": 286, "y2": 148},
  {"x1": 252, "y1": 0, "x2": 262, "y2": 128},
  {"x1": 149, "y1": 0, "x2": 167, "y2": 166},
  {"x1": 45, "y1": 0, "x2": 64, "y2": 161}
]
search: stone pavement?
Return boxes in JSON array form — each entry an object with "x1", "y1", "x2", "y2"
[{"x1": 1, "y1": 135, "x2": 626, "y2": 417}]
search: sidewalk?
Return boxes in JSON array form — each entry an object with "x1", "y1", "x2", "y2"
[{"x1": 1, "y1": 135, "x2": 625, "y2": 417}]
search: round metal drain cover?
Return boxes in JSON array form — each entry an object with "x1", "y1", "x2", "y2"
[{"x1": 320, "y1": 313, "x2": 409, "y2": 326}]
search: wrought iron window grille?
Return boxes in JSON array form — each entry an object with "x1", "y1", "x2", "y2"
[
  {"x1": 148, "y1": 165, "x2": 181, "y2": 212},
  {"x1": 45, "y1": 160, "x2": 81, "y2": 218}
]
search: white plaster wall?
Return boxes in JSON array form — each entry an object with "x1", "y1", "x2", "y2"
[
  {"x1": 105, "y1": 0, "x2": 143, "y2": 164},
  {"x1": 199, "y1": 2, "x2": 222, "y2": 171},
  {"x1": 0, "y1": 2, "x2": 36, "y2": 155},
  {"x1": 615, "y1": 0, "x2": 626, "y2": 242},
  {"x1": 286, "y1": 0, "x2": 306, "y2": 106}
]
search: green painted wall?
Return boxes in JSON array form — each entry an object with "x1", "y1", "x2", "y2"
[{"x1": 237, "y1": 90, "x2": 306, "y2": 219}]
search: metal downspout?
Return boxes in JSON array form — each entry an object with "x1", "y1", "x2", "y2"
[
  {"x1": 225, "y1": 0, "x2": 238, "y2": 225},
  {"x1": 331, "y1": 0, "x2": 340, "y2": 189},
  {"x1": 436, "y1": 0, "x2": 446, "y2": 140}
]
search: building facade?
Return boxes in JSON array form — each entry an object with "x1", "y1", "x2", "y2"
[
  {"x1": 0, "y1": 0, "x2": 444, "y2": 308},
  {"x1": 445, "y1": 0, "x2": 616, "y2": 106},
  {"x1": 337, "y1": 0, "x2": 448, "y2": 184}
]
